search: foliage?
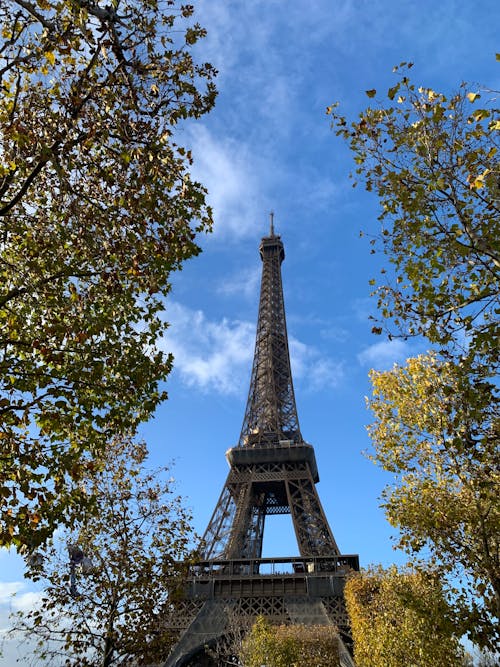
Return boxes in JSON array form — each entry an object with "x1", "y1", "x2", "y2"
[
  {"x1": 368, "y1": 353, "x2": 499, "y2": 650},
  {"x1": 345, "y1": 565, "x2": 466, "y2": 667},
  {"x1": 329, "y1": 64, "x2": 500, "y2": 370},
  {"x1": 239, "y1": 616, "x2": 341, "y2": 667},
  {"x1": 10, "y1": 437, "x2": 195, "y2": 666},
  {"x1": 330, "y1": 61, "x2": 500, "y2": 651},
  {"x1": 0, "y1": 0, "x2": 217, "y2": 550}
]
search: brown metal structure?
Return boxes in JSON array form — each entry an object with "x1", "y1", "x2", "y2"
[{"x1": 163, "y1": 223, "x2": 358, "y2": 667}]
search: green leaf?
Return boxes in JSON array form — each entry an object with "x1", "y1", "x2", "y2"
[{"x1": 0, "y1": 0, "x2": 216, "y2": 552}]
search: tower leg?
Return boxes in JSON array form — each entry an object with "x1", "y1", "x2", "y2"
[{"x1": 163, "y1": 600, "x2": 231, "y2": 667}]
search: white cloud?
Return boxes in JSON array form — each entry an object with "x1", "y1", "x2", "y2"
[
  {"x1": 161, "y1": 302, "x2": 343, "y2": 395},
  {"x1": 0, "y1": 582, "x2": 24, "y2": 605},
  {"x1": 186, "y1": 125, "x2": 270, "y2": 239},
  {"x1": 290, "y1": 338, "x2": 344, "y2": 391},
  {"x1": 0, "y1": 581, "x2": 43, "y2": 613},
  {"x1": 162, "y1": 302, "x2": 255, "y2": 395},
  {"x1": 307, "y1": 357, "x2": 345, "y2": 392},
  {"x1": 216, "y1": 265, "x2": 261, "y2": 300},
  {"x1": 11, "y1": 591, "x2": 43, "y2": 613},
  {"x1": 194, "y1": 2, "x2": 302, "y2": 125},
  {"x1": 357, "y1": 339, "x2": 410, "y2": 370}
]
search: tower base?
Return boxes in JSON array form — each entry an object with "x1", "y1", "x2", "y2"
[{"x1": 162, "y1": 556, "x2": 358, "y2": 667}]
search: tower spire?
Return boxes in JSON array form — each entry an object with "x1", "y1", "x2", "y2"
[
  {"x1": 269, "y1": 210, "x2": 275, "y2": 236},
  {"x1": 238, "y1": 219, "x2": 301, "y2": 447}
]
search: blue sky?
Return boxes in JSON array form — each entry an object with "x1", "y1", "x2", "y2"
[{"x1": 1, "y1": 0, "x2": 499, "y2": 662}]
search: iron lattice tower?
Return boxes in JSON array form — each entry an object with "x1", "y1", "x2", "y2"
[{"x1": 164, "y1": 222, "x2": 358, "y2": 667}]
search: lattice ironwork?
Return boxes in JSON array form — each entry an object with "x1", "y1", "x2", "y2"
[
  {"x1": 202, "y1": 456, "x2": 339, "y2": 560},
  {"x1": 161, "y1": 599, "x2": 205, "y2": 632},
  {"x1": 239, "y1": 221, "x2": 302, "y2": 448},
  {"x1": 163, "y1": 224, "x2": 359, "y2": 667}
]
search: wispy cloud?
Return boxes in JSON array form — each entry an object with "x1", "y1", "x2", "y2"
[
  {"x1": 0, "y1": 581, "x2": 43, "y2": 613},
  {"x1": 162, "y1": 302, "x2": 344, "y2": 395},
  {"x1": 216, "y1": 265, "x2": 261, "y2": 300},
  {"x1": 186, "y1": 125, "x2": 271, "y2": 239},
  {"x1": 357, "y1": 339, "x2": 410, "y2": 370},
  {"x1": 0, "y1": 581, "x2": 23, "y2": 604},
  {"x1": 161, "y1": 302, "x2": 255, "y2": 395},
  {"x1": 290, "y1": 338, "x2": 345, "y2": 391}
]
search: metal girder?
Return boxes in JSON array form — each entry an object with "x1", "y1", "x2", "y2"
[
  {"x1": 200, "y1": 485, "x2": 236, "y2": 561},
  {"x1": 238, "y1": 231, "x2": 302, "y2": 447},
  {"x1": 202, "y1": 456, "x2": 339, "y2": 561},
  {"x1": 286, "y1": 474, "x2": 340, "y2": 556}
]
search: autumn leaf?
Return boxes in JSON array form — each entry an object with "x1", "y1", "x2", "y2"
[
  {"x1": 12, "y1": 438, "x2": 195, "y2": 664},
  {"x1": 345, "y1": 566, "x2": 466, "y2": 667},
  {"x1": 367, "y1": 354, "x2": 500, "y2": 650},
  {"x1": 0, "y1": 0, "x2": 217, "y2": 552},
  {"x1": 329, "y1": 64, "x2": 499, "y2": 370}
]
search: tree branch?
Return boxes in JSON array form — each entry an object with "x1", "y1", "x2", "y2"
[{"x1": 13, "y1": 0, "x2": 54, "y2": 30}]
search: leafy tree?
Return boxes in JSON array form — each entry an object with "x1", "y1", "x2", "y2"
[
  {"x1": 10, "y1": 437, "x2": 195, "y2": 666},
  {"x1": 0, "y1": 0, "x2": 216, "y2": 550},
  {"x1": 240, "y1": 616, "x2": 341, "y2": 667},
  {"x1": 329, "y1": 63, "x2": 500, "y2": 370},
  {"x1": 344, "y1": 565, "x2": 466, "y2": 667},
  {"x1": 330, "y1": 60, "x2": 500, "y2": 650},
  {"x1": 368, "y1": 353, "x2": 499, "y2": 650}
]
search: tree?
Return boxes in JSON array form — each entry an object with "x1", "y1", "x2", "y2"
[
  {"x1": 329, "y1": 60, "x2": 500, "y2": 650},
  {"x1": 0, "y1": 0, "x2": 217, "y2": 551},
  {"x1": 240, "y1": 617, "x2": 341, "y2": 667},
  {"x1": 368, "y1": 353, "x2": 499, "y2": 650},
  {"x1": 344, "y1": 565, "x2": 466, "y2": 667},
  {"x1": 10, "y1": 437, "x2": 196, "y2": 666},
  {"x1": 329, "y1": 63, "x2": 499, "y2": 370}
]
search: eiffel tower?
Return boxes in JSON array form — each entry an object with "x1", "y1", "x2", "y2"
[{"x1": 164, "y1": 219, "x2": 359, "y2": 667}]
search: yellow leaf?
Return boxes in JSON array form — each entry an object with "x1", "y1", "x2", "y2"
[
  {"x1": 45, "y1": 51, "x2": 55, "y2": 66},
  {"x1": 366, "y1": 89, "x2": 376, "y2": 98},
  {"x1": 471, "y1": 174, "x2": 485, "y2": 189},
  {"x1": 467, "y1": 92, "x2": 479, "y2": 102},
  {"x1": 472, "y1": 108, "x2": 489, "y2": 121}
]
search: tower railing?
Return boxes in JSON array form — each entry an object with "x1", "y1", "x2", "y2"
[{"x1": 189, "y1": 555, "x2": 360, "y2": 578}]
